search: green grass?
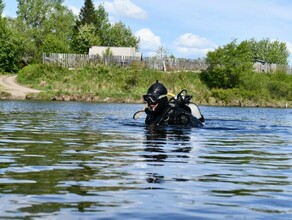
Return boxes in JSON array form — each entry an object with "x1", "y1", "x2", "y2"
[{"x1": 16, "y1": 63, "x2": 292, "y2": 107}]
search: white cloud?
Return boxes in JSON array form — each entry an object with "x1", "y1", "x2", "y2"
[
  {"x1": 286, "y1": 41, "x2": 292, "y2": 54},
  {"x1": 135, "y1": 28, "x2": 161, "y2": 56},
  {"x1": 174, "y1": 33, "x2": 217, "y2": 57},
  {"x1": 103, "y1": 0, "x2": 147, "y2": 19},
  {"x1": 68, "y1": 5, "x2": 80, "y2": 15}
]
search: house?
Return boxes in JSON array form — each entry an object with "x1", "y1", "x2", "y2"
[{"x1": 89, "y1": 46, "x2": 141, "y2": 59}]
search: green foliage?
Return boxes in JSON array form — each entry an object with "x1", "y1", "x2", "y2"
[
  {"x1": 17, "y1": 64, "x2": 71, "y2": 89},
  {"x1": 106, "y1": 22, "x2": 139, "y2": 48},
  {"x1": 75, "y1": 0, "x2": 97, "y2": 28},
  {"x1": 16, "y1": 0, "x2": 75, "y2": 60},
  {"x1": 72, "y1": 2, "x2": 139, "y2": 52},
  {"x1": 0, "y1": 0, "x2": 4, "y2": 15},
  {"x1": 211, "y1": 88, "x2": 259, "y2": 103},
  {"x1": 202, "y1": 38, "x2": 290, "y2": 90},
  {"x1": 5, "y1": 18, "x2": 38, "y2": 64},
  {"x1": 16, "y1": 63, "x2": 292, "y2": 106},
  {"x1": 95, "y1": 4, "x2": 111, "y2": 46},
  {"x1": 239, "y1": 70, "x2": 292, "y2": 101},
  {"x1": 266, "y1": 71, "x2": 292, "y2": 100},
  {"x1": 42, "y1": 34, "x2": 71, "y2": 54},
  {"x1": 3, "y1": 1, "x2": 138, "y2": 71},
  {"x1": 72, "y1": 24, "x2": 101, "y2": 54},
  {"x1": 17, "y1": 64, "x2": 208, "y2": 102},
  {"x1": 247, "y1": 38, "x2": 289, "y2": 64},
  {"x1": 201, "y1": 40, "x2": 253, "y2": 89},
  {"x1": 0, "y1": 18, "x2": 20, "y2": 72},
  {"x1": 267, "y1": 80, "x2": 291, "y2": 100}
]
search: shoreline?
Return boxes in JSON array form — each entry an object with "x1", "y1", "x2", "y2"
[
  {"x1": 0, "y1": 92, "x2": 290, "y2": 109},
  {"x1": 1, "y1": 65, "x2": 291, "y2": 109}
]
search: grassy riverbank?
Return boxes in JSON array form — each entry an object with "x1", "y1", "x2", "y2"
[{"x1": 13, "y1": 64, "x2": 292, "y2": 107}]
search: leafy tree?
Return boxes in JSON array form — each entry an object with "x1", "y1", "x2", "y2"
[
  {"x1": 43, "y1": 3, "x2": 75, "y2": 51},
  {"x1": 201, "y1": 40, "x2": 253, "y2": 89},
  {"x1": 16, "y1": 0, "x2": 75, "y2": 60},
  {"x1": 95, "y1": 4, "x2": 111, "y2": 45},
  {"x1": 73, "y1": 2, "x2": 111, "y2": 48},
  {"x1": 1, "y1": 11, "x2": 21, "y2": 72},
  {"x1": 107, "y1": 21, "x2": 139, "y2": 48},
  {"x1": 6, "y1": 18, "x2": 39, "y2": 64},
  {"x1": 17, "y1": 0, "x2": 64, "y2": 29},
  {"x1": 72, "y1": 1, "x2": 107, "y2": 52},
  {"x1": 247, "y1": 38, "x2": 289, "y2": 64},
  {"x1": 0, "y1": 18, "x2": 20, "y2": 72},
  {"x1": 73, "y1": 24, "x2": 101, "y2": 54},
  {"x1": 42, "y1": 34, "x2": 71, "y2": 54},
  {"x1": 72, "y1": 2, "x2": 138, "y2": 52}
]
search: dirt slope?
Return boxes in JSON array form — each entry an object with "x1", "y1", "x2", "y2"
[{"x1": 0, "y1": 75, "x2": 40, "y2": 99}]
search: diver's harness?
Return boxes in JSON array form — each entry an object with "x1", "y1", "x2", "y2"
[{"x1": 133, "y1": 89, "x2": 204, "y2": 125}]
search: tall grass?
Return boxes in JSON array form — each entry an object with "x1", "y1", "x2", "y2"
[{"x1": 17, "y1": 64, "x2": 292, "y2": 107}]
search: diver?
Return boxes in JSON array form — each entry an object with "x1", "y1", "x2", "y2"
[{"x1": 133, "y1": 80, "x2": 205, "y2": 127}]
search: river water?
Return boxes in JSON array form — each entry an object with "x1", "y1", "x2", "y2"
[{"x1": 0, "y1": 101, "x2": 291, "y2": 219}]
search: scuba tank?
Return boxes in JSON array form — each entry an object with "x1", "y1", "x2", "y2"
[
  {"x1": 169, "y1": 89, "x2": 205, "y2": 123},
  {"x1": 133, "y1": 88, "x2": 205, "y2": 126}
]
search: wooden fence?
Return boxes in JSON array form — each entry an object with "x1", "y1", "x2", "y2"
[
  {"x1": 43, "y1": 53, "x2": 292, "y2": 73},
  {"x1": 253, "y1": 62, "x2": 292, "y2": 74},
  {"x1": 42, "y1": 53, "x2": 208, "y2": 71}
]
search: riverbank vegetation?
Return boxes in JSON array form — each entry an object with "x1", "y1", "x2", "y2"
[
  {"x1": 0, "y1": 0, "x2": 139, "y2": 73},
  {"x1": 16, "y1": 63, "x2": 292, "y2": 107},
  {"x1": 1, "y1": 0, "x2": 291, "y2": 107}
]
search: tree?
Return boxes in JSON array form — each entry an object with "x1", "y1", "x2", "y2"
[
  {"x1": 155, "y1": 46, "x2": 169, "y2": 72},
  {"x1": 1, "y1": 7, "x2": 22, "y2": 72},
  {"x1": 247, "y1": 38, "x2": 289, "y2": 64},
  {"x1": 155, "y1": 46, "x2": 169, "y2": 59},
  {"x1": 43, "y1": 3, "x2": 75, "y2": 51},
  {"x1": 0, "y1": 0, "x2": 4, "y2": 16},
  {"x1": 0, "y1": 18, "x2": 20, "y2": 72},
  {"x1": 16, "y1": 0, "x2": 75, "y2": 61},
  {"x1": 73, "y1": 2, "x2": 111, "y2": 47},
  {"x1": 201, "y1": 40, "x2": 253, "y2": 89},
  {"x1": 73, "y1": 24, "x2": 101, "y2": 54},
  {"x1": 42, "y1": 34, "x2": 71, "y2": 54},
  {"x1": 95, "y1": 4, "x2": 111, "y2": 45},
  {"x1": 74, "y1": 0, "x2": 97, "y2": 31},
  {"x1": 107, "y1": 21, "x2": 139, "y2": 48},
  {"x1": 72, "y1": 1, "x2": 108, "y2": 52}
]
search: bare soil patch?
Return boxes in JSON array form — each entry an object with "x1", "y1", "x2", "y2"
[{"x1": 0, "y1": 75, "x2": 40, "y2": 99}]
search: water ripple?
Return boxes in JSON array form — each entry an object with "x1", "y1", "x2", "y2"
[{"x1": 0, "y1": 102, "x2": 291, "y2": 219}]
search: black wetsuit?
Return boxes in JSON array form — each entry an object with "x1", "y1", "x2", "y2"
[{"x1": 145, "y1": 103, "x2": 203, "y2": 127}]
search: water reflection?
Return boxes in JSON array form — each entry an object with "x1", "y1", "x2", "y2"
[
  {"x1": 144, "y1": 126, "x2": 193, "y2": 160},
  {"x1": 143, "y1": 126, "x2": 193, "y2": 184},
  {"x1": 0, "y1": 102, "x2": 292, "y2": 219}
]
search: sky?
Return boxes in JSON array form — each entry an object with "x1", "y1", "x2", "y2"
[{"x1": 3, "y1": 0, "x2": 292, "y2": 63}]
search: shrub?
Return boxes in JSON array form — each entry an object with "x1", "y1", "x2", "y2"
[{"x1": 201, "y1": 40, "x2": 253, "y2": 89}]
